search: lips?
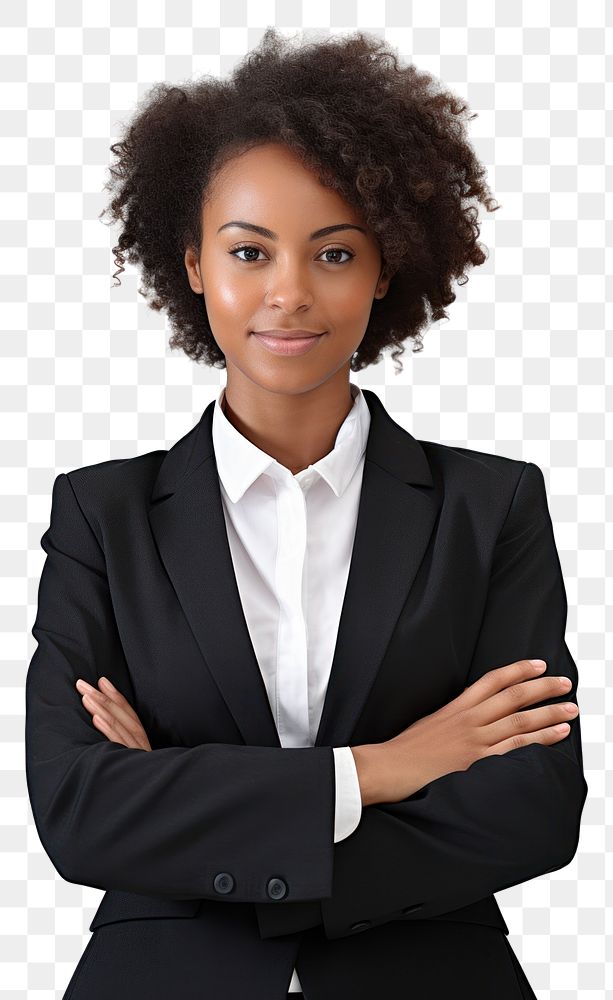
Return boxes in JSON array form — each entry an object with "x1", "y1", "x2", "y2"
[
  {"x1": 252, "y1": 332, "x2": 326, "y2": 357},
  {"x1": 252, "y1": 330, "x2": 325, "y2": 340}
]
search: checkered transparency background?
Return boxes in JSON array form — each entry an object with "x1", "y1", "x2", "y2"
[{"x1": 2, "y1": 1, "x2": 607, "y2": 997}]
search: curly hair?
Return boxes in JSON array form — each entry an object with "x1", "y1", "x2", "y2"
[{"x1": 99, "y1": 27, "x2": 500, "y2": 375}]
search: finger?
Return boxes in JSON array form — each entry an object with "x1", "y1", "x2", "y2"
[
  {"x1": 81, "y1": 691, "x2": 152, "y2": 752},
  {"x1": 481, "y1": 721, "x2": 572, "y2": 757},
  {"x1": 78, "y1": 682, "x2": 146, "y2": 744},
  {"x1": 76, "y1": 677, "x2": 141, "y2": 729},
  {"x1": 473, "y1": 673, "x2": 573, "y2": 728},
  {"x1": 96, "y1": 677, "x2": 144, "y2": 727},
  {"x1": 92, "y1": 712, "x2": 151, "y2": 751},
  {"x1": 90, "y1": 710, "x2": 140, "y2": 749},
  {"x1": 457, "y1": 659, "x2": 544, "y2": 711},
  {"x1": 82, "y1": 694, "x2": 145, "y2": 750},
  {"x1": 480, "y1": 700, "x2": 579, "y2": 749}
]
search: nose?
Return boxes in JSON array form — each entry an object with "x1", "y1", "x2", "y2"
[{"x1": 263, "y1": 261, "x2": 315, "y2": 313}]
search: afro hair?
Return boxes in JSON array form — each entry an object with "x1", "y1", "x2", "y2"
[{"x1": 99, "y1": 27, "x2": 500, "y2": 374}]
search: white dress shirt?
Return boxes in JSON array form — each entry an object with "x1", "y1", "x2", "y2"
[{"x1": 212, "y1": 380, "x2": 368, "y2": 993}]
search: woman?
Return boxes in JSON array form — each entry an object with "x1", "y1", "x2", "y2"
[{"x1": 26, "y1": 28, "x2": 587, "y2": 1000}]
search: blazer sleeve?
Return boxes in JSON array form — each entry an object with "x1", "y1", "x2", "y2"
[
  {"x1": 25, "y1": 471, "x2": 337, "y2": 903},
  {"x1": 258, "y1": 460, "x2": 589, "y2": 941}
]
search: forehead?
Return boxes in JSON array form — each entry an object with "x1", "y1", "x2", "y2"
[{"x1": 204, "y1": 142, "x2": 363, "y2": 228}]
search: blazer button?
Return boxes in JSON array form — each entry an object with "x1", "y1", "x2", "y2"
[
  {"x1": 213, "y1": 872, "x2": 235, "y2": 894},
  {"x1": 267, "y1": 877, "x2": 288, "y2": 900},
  {"x1": 401, "y1": 903, "x2": 423, "y2": 914},
  {"x1": 350, "y1": 920, "x2": 371, "y2": 932}
]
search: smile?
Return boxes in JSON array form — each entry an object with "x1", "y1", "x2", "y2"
[{"x1": 251, "y1": 333, "x2": 325, "y2": 357}]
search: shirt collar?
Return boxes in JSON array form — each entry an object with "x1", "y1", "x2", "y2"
[{"x1": 212, "y1": 381, "x2": 371, "y2": 503}]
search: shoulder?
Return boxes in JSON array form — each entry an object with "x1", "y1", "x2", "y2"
[
  {"x1": 416, "y1": 440, "x2": 548, "y2": 527},
  {"x1": 418, "y1": 438, "x2": 532, "y2": 486},
  {"x1": 52, "y1": 449, "x2": 168, "y2": 541},
  {"x1": 63, "y1": 450, "x2": 167, "y2": 496}
]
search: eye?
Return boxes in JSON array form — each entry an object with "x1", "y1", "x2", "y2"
[
  {"x1": 229, "y1": 244, "x2": 265, "y2": 262},
  {"x1": 227, "y1": 244, "x2": 355, "y2": 264},
  {"x1": 317, "y1": 247, "x2": 355, "y2": 264}
]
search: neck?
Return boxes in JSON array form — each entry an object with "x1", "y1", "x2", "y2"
[{"x1": 220, "y1": 377, "x2": 355, "y2": 475}]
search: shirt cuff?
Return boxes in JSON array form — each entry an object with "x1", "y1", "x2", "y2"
[{"x1": 332, "y1": 746, "x2": 363, "y2": 842}]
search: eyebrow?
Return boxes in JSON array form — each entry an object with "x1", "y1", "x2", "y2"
[{"x1": 216, "y1": 221, "x2": 368, "y2": 240}]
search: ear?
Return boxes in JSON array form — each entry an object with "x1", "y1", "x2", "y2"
[
  {"x1": 374, "y1": 267, "x2": 393, "y2": 300},
  {"x1": 184, "y1": 246, "x2": 204, "y2": 294}
]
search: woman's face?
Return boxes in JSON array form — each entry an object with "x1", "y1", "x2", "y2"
[{"x1": 184, "y1": 141, "x2": 390, "y2": 399}]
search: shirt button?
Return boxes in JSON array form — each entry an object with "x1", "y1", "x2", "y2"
[{"x1": 350, "y1": 920, "x2": 371, "y2": 932}]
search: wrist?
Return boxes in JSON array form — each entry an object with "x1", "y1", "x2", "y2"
[{"x1": 350, "y1": 743, "x2": 386, "y2": 807}]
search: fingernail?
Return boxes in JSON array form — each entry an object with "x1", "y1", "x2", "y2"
[
  {"x1": 530, "y1": 659, "x2": 546, "y2": 670},
  {"x1": 99, "y1": 677, "x2": 113, "y2": 689}
]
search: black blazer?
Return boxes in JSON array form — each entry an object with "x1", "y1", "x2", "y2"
[{"x1": 25, "y1": 388, "x2": 587, "y2": 1000}]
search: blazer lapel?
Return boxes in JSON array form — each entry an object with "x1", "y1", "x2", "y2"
[{"x1": 148, "y1": 388, "x2": 440, "y2": 750}]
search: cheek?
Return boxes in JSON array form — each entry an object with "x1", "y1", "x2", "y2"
[
  {"x1": 199, "y1": 252, "x2": 256, "y2": 312},
  {"x1": 329, "y1": 291, "x2": 375, "y2": 340},
  {"x1": 326, "y1": 269, "x2": 377, "y2": 311},
  {"x1": 204, "y1": 276, "x2": 252, "y2": 314}
]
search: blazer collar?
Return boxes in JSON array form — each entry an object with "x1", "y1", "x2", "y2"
[{"x1": 149, "y1": 388, "x2": 440, "y2": 749}]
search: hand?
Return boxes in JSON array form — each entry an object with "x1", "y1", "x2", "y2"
[
  {"x1": 75, "y1": 676, "x2": 152, "y2": 751},
  {"x1": 375, "y1": 659, "x2": 579, "y2": 804}
]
